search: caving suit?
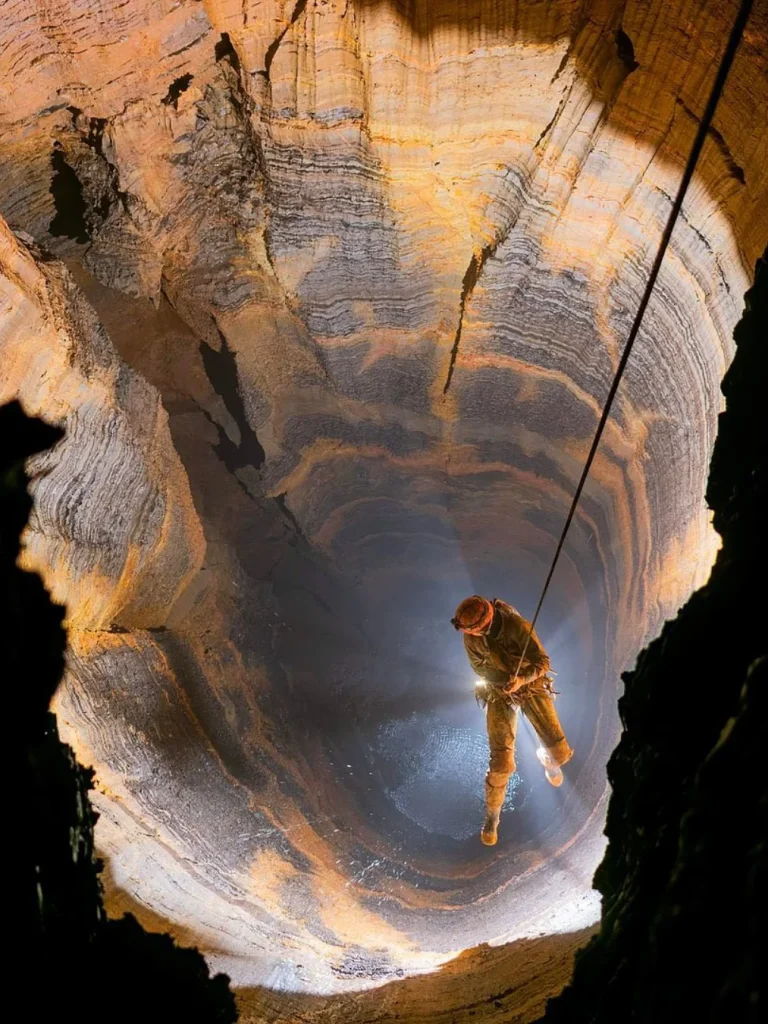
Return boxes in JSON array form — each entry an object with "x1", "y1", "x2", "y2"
[{"x1": 464, "y1": 599, "x2": 573, "y2": 815}]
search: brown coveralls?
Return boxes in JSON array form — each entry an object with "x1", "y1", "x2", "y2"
[{"x1": 464, "y1": 600, "x2": 573, "y2": 815}]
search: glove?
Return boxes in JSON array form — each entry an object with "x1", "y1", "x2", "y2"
[{"x1": 503, "y1": 674, "x2": 528, "y2": 694}]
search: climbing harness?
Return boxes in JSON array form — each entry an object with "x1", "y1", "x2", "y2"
[
  {"x1": 476, "y1": 674, "x2": 558, "y2": 710},
  {"x1": 510, "y1": 0, "x2": 755, "y2": 686}
]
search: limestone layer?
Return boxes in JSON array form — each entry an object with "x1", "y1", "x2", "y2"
[
  {"x1": 1, "y1": 0, "x2": 766, "y2": 1019},
  {"x1": 0, "y1": 221, "x2": 204, "y2": 628}
]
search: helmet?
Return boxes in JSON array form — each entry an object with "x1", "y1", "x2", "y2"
[{"x1": 452, "y1": 596, "x2": 494, "y2": 634}]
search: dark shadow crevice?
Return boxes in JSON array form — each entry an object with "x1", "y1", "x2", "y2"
[{"x1": 49, "y1": 144, "x2": 90, "y2": 244}]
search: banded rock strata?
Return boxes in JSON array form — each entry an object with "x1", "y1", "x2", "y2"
[
  {"x1": 1, "y1": 0, "x2": 767, "y2": 1020},
  {"x1": 0, "y1": 221, "x2": 204, "y2": 627}
]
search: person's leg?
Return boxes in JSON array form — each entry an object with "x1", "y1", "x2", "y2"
[
  {"x1": 482, "y1": 698, "x2": 517, "y2": 844},
  {"x1": 521, "y1": 692, "x2": 573, "y2": 786}
]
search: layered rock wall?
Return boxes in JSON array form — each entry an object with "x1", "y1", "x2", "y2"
[
  {"x1": 0, "y1": 221, "x2": 205, "y2": 627},
  {"x1": 541, "y1": 248, "x2": 767, "y2": 1024},
  {"x1": 6, "y1": 401, "x2": 235, "y2": 1023},
  {"x1": 2, "y1": 0, "x2": 766, "y2": 1017}
]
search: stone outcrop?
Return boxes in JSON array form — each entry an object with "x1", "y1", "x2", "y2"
[{"x1": 2, "y1": 0, "x2": 767, "y2": 1020}]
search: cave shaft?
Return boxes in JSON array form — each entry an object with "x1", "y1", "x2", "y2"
[{"x1": 1, "y1": 0, "x2": 766, "y2": 1016}]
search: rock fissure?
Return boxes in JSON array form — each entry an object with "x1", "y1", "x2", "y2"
[
  {"x1": 443, "y1": 243, "x2": 494, "y2": 395},
  {"x1": 215, "y1": 33, "x2": 242, "y2": 73},
  {"x1": 614, "y1": 28, "x2": 639, "y2": 74},
  {"x1": 273, "y1": 491, "x2": 309, "y2": 545},
  {"x1": 676, "y1": 97, "x2": 747, "y2": 185},
  {"x1": 49, "y1": 144, "x2": 90, "y2": 244},
  {"x1": 163, "y1": 74, "x2": 195, "y2": 109},
  {"x1": 199, "y1": 335, "x2": 267, "y2": 476},
  {"x1": 263, "y1": 0, "x2": 310, "y2": 80}
]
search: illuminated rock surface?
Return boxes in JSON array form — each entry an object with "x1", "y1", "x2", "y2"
[
  {"x1": 1, "y1": 0, "x2": 766, "y2": 1019},
  {"x1": 541, "y1": 248, "x2": 767, "y2": 1023},
  {"x1": 0, "y1": 222, "x2": 205, "y2": 627},
  {"x1": 8, "y1": 401, "x2": 236, "y2": 1022}
]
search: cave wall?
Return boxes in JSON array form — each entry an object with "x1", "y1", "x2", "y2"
[
  {"x1": 3, "y1": 0, "x2": 764, "y2": 645},
  {"x1": 0, "y1": 221, "x2": 204, "y2": 628},
  {"x1": 1, "y1": 0, "x2": 767, "y2": 1017},
  {"x1": 541, "y1": 249, "x2": 767, "y2": 1023},
  {"x1": 6, "y1": 400, "x2": 236, "y2": 1023}
]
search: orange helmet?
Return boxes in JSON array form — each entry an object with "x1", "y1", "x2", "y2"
[{"x1": 452, "y1": 596, "x2": 494, "y2": 634}]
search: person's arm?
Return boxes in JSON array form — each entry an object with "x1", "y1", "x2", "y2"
[
  {"x1": 464, "y1": 636, "x2": 508, "y2": 685},
  {"x1": 498, "y1": 607, "x2": 551, "y2": 686},
  {"x1": 519, "y1": 624, "x2": 551, "y2": 680}
]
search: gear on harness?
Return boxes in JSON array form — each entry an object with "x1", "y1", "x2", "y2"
[
  {"x1": 474, "y1": 674, "x2": 557, "y2": 710},
  {"x1": 474, "y1": 679, "x2": 490, "y2": 709}
]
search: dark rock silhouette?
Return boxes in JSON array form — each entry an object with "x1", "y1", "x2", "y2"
[{"x1": 6, "y1": 400, "x2": 237, "y2": 1023}]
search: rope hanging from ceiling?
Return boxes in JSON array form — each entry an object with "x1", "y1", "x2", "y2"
[{"x1": 511, "y1": 0, "x2": 755, "y2": 684}]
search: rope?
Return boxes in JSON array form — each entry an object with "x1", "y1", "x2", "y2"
[{"x1": 510, "y1": 0, "x2": 754, "y2": 685}]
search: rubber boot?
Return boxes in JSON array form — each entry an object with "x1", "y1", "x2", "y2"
[
  {"x1": 481, "y1": 811, "x2": 500, "y2": 845},
  {"x1": 536, "y1": 746, "x2": 564, "y2": 787}
]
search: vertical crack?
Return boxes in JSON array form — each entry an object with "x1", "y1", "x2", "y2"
[
  {"x1": 273, "y1": 492, "x2": 307, "y2": 545},
  {"x1": 676, "y1": 98, "x2": 746, "y2": 185},
  {"x1": 215, "y1": 33, "x2": 242, "y2": 73},
  {"x1": 550, "y1": 5, "x2": 590, "y2": 84},
  {"x1": 443, "y1": 244, "x2": 493, "y2": 395},
  {"x1": 199, "y1": 330, "x2": 266, "y2": 478},
  {"x1": 263, "y1": 0, "x2": 309, "y2": 80}
]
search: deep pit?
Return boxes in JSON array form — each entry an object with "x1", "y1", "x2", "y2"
[{"x1": 2, "y1": 1, "x2": 766, "y2": 1020}]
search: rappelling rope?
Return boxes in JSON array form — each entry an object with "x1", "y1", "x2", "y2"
[{"x1": 510, "y1": 0, "x2": 755, "y2": 686}]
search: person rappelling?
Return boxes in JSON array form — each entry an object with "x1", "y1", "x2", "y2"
[{"x1": 452, "y1": 596, "x2": 573, "y2": 846}]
